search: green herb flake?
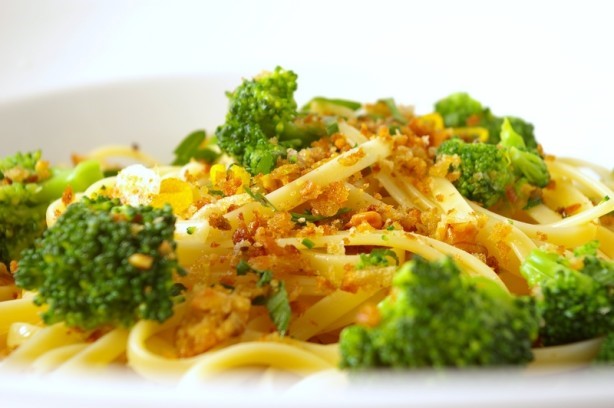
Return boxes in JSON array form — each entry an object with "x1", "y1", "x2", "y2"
[
  {"x1": 291, "y1": 208, "x2": 351, "y2": 225},
  {"x1": 257, "y1": 270, "x2": 273, "y2": 287},
  {"x1": 301, "y1": 238, "x2": 315, "y2": 249},
  {"x1": 378, "y1": 98, "x2": 407, "y2": 124},
  {"x1": 524, "y1": 195, "x2": 543, "y2": 210},
  {"x1": 266, "y1": 282, "x2": 291, "y2": 335},
  {"x1": 236, "y1": 259, "x2": 252, "y2": 276},
  {"x1": 208, "y1": 189, "x2": 225, "y2": 197},
  {"x1": 244, "y1": 186, "x2": 277, "y2": 211},
  {"x1": 324, "y1": 117, "x2": 340, "y2": 135},
  {"x1": 172, "y1": 130, "x2": 220, "y2": 166},
  {"x1": 357, "y1": 248, "x2": 399, "y2": 270}
]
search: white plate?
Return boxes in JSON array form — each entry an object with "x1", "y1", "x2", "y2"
[{"x1": 1, "y1": 76, "x2": 613, "y2": 407}]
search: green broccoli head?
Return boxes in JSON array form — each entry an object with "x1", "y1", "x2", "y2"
[
  {"x1": 434, "y1": 92, "x2": 484, "y2": 128},
  {"x1": 483, "y1": 115, "x2": 536, "y2": 149},
  {"x1": 1, "y1": 152, "x2": 46, "y2": 263},
  {"x1": 436, "y1": 138, "x2": 514, "y2": 208},
  {"x1": 0, "y1": 151, "x2": 103, "y2": 264},
  {"x1": 0, "y1": 151, "x2": 42, "y2": 175},
  {"x1": 595, "y1": 332, "x2": 614, "y2": 364},
  {"x1": 499, "y1": 118, "x2": 549, "y2": 188},
  {"x1": 436, "y1": 118, "x2": 549, "y2": 208},
  {"x1": 340, "y1": 256, "x2": 537, "y2": 369},
  {"x1": 14, "y1": 196, "x2": 186, "y2": 330},
  {"x1": 435, "y1": 92, "x2": 537, "y2": 149},
  {"x1": 215, "y1": 67, "x2": 325, "y2": 175},
  {"x1": 0, "y1": 184, "x2": 47, "y2": 265},
  {"x1": 520, "y1": 242, "x2": 614, "y2": 347},
  {"x1": 573, "y1": 241, "x2": 614, "y2": 287}
]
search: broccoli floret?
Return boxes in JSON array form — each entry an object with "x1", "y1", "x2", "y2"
[
  {"x1": 339, "y1": 256, "x2": 537, "y2": 369},
  {"x1": 435, "y1": 92, "x2": 537, "y2": 149},
  {"x1": 573, "y1": 240, "x2": 614, "y2": 287},
  {"x1": 436, "y1": 138, "x2": 513, "y2": 208},
  {"x1": 499, "y1": 118, "x2": 549, "y2": 188},
  {"x1": 434, "y1": 92, "x2": 484, "y2": 128},
  {"x1": 0, "y1": 151, "x2": 103, "y2": 264},
  {"x1": 14, "y1": 196, "x2": 186, "y2": 330},
  {"x1": 215, "y1": 67, "x2": 325, "y2": 175},
  {"x1": 595, "y1": 332, "x2": 614, "y2": 364},
  {"x1": 520, "y1": 242, "x2": 614, "y2": 347},
  {"x1": 483, "y1": 115, "x2": 536, "y2": 149},
  {"x1": 436, "y1": 118, "x2": 549, "y2": 208}
]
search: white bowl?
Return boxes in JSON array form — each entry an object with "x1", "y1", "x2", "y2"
[
  {"x1": 1, "y1": 75, "x2": 239, "y2": 164},
  {"x1": 1, "y1": 75, "x2": 613, "y2": 408}
]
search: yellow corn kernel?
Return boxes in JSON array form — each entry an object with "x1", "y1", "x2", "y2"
[
  {"x1": 151, "y1": 178, "x2": 194, "y2": 215},
  {"x1": 229, "y1": 165, "x2": 250, "y2": 190},
  {"x1": 260, "y1": 174, "x2": 276, "y2": 191},
  {"x1": 128, "y1": 253, "x2": 154, "y2": 270},
  {"x1": 416, "y1": 112, "x2": 445, "y2": 131},
  {"x1": 209, "y1": 164, "x2": 227, "y2": 186}
]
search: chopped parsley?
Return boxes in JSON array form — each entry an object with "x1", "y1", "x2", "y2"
[
  {"x1": 208, "y1": 189, "x2": 225, "y2": 197},
  {"x1": 301, "y1": 238, "x2": 315, "y2": 249},
  {"x1": 378, "y1": 98, "x2": 407, "y2": 124},
  {"x1": 235, "y1": 259, "x2": 290, "y2": 334},
  {"x1": 257, "y1": 270, "x2": 273, "y2": 287},
  {"x1": 291, "y1": 208, "x2": 351, "y2": 225},
  {"x1": 357, "y1": 248, "x2": 399, "y2": 270},
  {"x1": 266, "y1": 282, "x2": 291, "y2": 335},
  {"x1": 172, "y1": 130, "x2": 220, "y2": 165},
  {"x1": 244, "y1": 186, "x2": 277, "y2": 210}
]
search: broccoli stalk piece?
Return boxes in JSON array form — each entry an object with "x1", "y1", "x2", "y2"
[
  {"x1": 520, "y1": 242, "x2": 614, "y2": 347},
  {"x1": 14, "y1": 196, "x2": 186, "y2": 330},
  {"x1": 36, "y1": 159, "x2": 105, "y2": 202},
  {"x1": 215, "y1": 67, "x2": 326, "y2": 175},
  {"x1": 435, "y1": 92, "x2": 537, "y2": 148},
  {"x1": 0, "y1": 151, "x2": 103, "y2": 264},
  {"x1": 436, "y1": 118, "x2": 549, "y2": 208},
  {"x1": 340, "y1": 256, "x2": 537, "y2": 369}
]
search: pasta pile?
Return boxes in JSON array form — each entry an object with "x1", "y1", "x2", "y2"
[{"x1": 1, "y1": 94, "x2": 613, "y2": 385}]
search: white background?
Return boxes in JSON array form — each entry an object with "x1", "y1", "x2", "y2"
[{"x1": 0, "y1": 0, "x2": 613, "y2": 163}]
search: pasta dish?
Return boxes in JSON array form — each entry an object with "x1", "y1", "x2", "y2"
[{"x1": 1, "y1": 67, "x2": 613, "y2": 385}]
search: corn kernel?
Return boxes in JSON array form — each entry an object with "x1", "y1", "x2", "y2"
[
  {"x1": 128, "y1": 253, "x2": 154, "y2": 270},
  {"x1": 416, "y1": 112, "x2": 444, "y2": 131},
  {"x1": 229, "y1": 165, "x2": 250, "y2": 190},
  {"x1": 150, "y1": 178, "x2": 194, "y2": 215},
  {"x1": 209, "y1": 164, "x2": 227, "y2": 186}
]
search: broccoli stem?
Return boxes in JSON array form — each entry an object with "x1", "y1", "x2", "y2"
[{"x1": 36, "y1": 160, "x2": 103, "y2": 202}]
